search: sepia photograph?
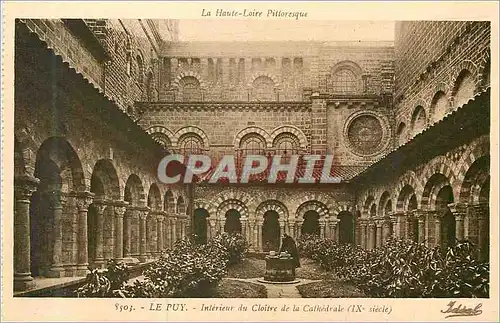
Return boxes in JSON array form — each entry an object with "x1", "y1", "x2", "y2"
[{"x1": 2, "y1": 1, "x2": 498, "y2": 322}]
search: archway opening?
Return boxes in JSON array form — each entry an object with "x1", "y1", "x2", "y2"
[
  {"x1": 436, "y1": 185, "x2": 455, "y2": 249},
  {"x1": 408, "y1": 194, "x2": 418, "y2": 241},
  {"x1": 302, "y1": 210, "x2": 320, "y2": 236},
  {"x1": 262, "y1": 210, "x2": 280, "y2": 252},
  {"x1": 338, "y1": 211, "x2": 354, "y2": 244},
  {"x1": 224, "y1": 209, "x2": 242, "y2": 234},
  {"x1": 194, "y1": 208, "x2": 209, "y2": 244}
]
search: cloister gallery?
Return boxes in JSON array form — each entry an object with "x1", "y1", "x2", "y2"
[{"x1": 13, "y1": 19, "x2": 490, "y2": 292}]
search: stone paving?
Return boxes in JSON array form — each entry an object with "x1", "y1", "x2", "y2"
[{"x1": 225, "y1": 277, "x2": 320, "y2": 298}]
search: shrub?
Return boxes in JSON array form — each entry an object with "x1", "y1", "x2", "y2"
[
  {"x1": 300, "y1": 236, "x2": 489, "y2": 298},
  {"x1": 77, "y1": 232, "x2": 249, "y2": 298},
  {"x1": 76, "y1": 260, "x2": 129, "y2": 298},
  {"x1": 211, "y1": 232, "x2": 249, "y2": 265}
]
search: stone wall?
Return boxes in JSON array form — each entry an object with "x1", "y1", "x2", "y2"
[{"x1": 394, "y1": 21, "x2": 490, "y2": 145}]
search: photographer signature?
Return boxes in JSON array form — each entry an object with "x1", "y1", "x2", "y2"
[{"x1": 441, "y1": 301, "x2": 483, "y2": 318}]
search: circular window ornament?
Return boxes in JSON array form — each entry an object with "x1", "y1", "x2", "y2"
[{"x1": 344, "y1": 111, "x2": 390, "y2": 157}]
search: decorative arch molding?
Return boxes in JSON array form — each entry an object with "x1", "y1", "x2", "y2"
[
  {"x1": 172, "y1": 125, "x2": 210, "y2": 148},
  {"x1": 255, "y1": 200, "x2": 289, "y2": 221},
  {"x1": 172, "y1": 71, "x2": 207, "y2": 90},
  {"x1": 213, "y1": 190, "x2": 253, "y2": 215},
  {"x1": 247, "y1": 72, "x2": 280, "y2": 89},
  {"x1": 331, "y1": 60, "x2": 363, "y2": 75},
  {"x1": 412, "y1": 98, "x2": 429, "y2": 111},
  {"x1": 146, "y1": 126, "x2": 174, "y2": 145},
  {"x1": 233, "y1": 126, "x2": 272, "y2": 149},
  {"x1": 194, "y1": 199, "x2": 216, "y2": 217},
  {"x1": 449, "y1": 60, "x2": 480, "y2": 95},
  {"x1": 331, "y1": 203, "x2": 354, "y2": 218},
  {"x1": 456, "y1": 135, "x2": 490, "y2": 201},
  {"x1": 361, "y1": 195, "x2": 375, "y2": 218},
  {"x1": 377, "y1": 191, "x2": 393, "y2": 216},
  {"x1": 295, "y1": 200, "x2": 330, "y2": 220},
  {"x1": 394, "y1": 170, "x2": 422, "y2": 210},
  {"x1": 270, "y1": 125, "x2": 308, "y2": 150},
  {"x1": 433, "y1": 82, "x2": 450, "y2": 97},
  {"x1": 420, "y1": 155, "x2": 458, "y2": 202},
  {"x1": 216, "y1": 199, "x2": 249, "y2": 219}
]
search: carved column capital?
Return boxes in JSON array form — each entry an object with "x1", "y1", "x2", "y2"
[
  {"x1": 76, "y1": 191, "x2": 95, "y2": 212},
  {"x1": 448, "y1": 202, "x2": 468, "y2": 215},
  {"x1": 113, "y1": 200, "x2": 128, "y2": 218},
  {"x1": 14, "y1": 175, "x2": 40, "y2": 201},
  {"x1": 93, "y1": 199, "x2": 108, "y2": 215}
]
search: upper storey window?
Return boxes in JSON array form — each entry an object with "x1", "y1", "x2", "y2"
[
  {"x1": 332, "y1": 68, "x2": 357, "y2": 93},
  {"x1": 252, "y1": 76, "x2": 275, "y2": 101},
  {"x1": 178, "y1": 133, "x2": 204, "y2": 155},
  {"x1": 240, "y1": 133, "x2": 266, "y2": 156},
  {"x1": 329, "y1": 61, "x2": 363, "y2": 94},
  {"x1": 179, "y1": 76, "x2": 202, "y2": 101}
]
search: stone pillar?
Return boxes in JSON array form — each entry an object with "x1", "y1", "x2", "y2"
[
  {"x1": 319, "y1": 220, "x2": 326, "y2": 239},
  {"x1": 393, "y1": 212, "x2": 403, "y2": 239},
  {"x1": 468, "y1": 203, "x2": 489, "y2": 261},
  {"x1": 448, "y1": 203, "x2": 467, "y2": 241},
  {"x1": 13, "y1": 175, "x2": 39, "y2": 291},
  {"x1": 382, "y1": 218, "x2": 392, "y2": 244},
  {"x1": 46, "y1": 192, "x2": 66, "y2": 277},
  {"x1": 157, "y1": 212, "x2": 165, "y2": 255},
  {"x1": 359, "y1": 221, "x2": 367, "y2": 249},
  {"x1": 123, "y1": 208, "x2": 133, "y2": 257},
  {"x1": 433, "y1": 211, "x2": 442, "y2": 248},
  {"x1": 328, "y1": 221, "x2": 335, "y2": 240},
  {"x1": 288, "y1": 219, "x2": 296, "y2": 239},
  {"x1": 376, "y1": 221, "x2": 383, "y2": 248},
  {"x1": 279, "y1": 220, "x2": 285, "y2": 238},
  {"x1": 171, "y1": 215, "x2": 177, "y2": 244},
  {"x1": 257, "y1": 221, "x2": 263, "y2": 251},
  {"x1": 355, "y1": 220, "x2": 361, "y2": 246},
  {"x1": 414, "y1": 210, "x2": 426, "y2": 244},
  {"x1": 150, "y1": 212, "x2": 158, "y2": 257},
  {"x1": 93, "y1": 200, "x2": 107, "y2": 268},
  {"x1": 368, "y1": 223, "x2": 376, "y2": 250},
  {"x1": 241, "y1": 216, "x2": 247, "y2": 240},
  {"x1": 76, "y1": 191, "x2": 94, "y2": 276},
  {"x1": 139, "y1": 207, "x2": 149, "y2": 262},
  {"x1": 335, "y1": 221, "x2": 340, "y2": 243},
  {"x1": 209, "y1": 219, "x2": 216, "y2": 240},
  {"x1": 404, "y1": 212, "x2": 412, "y2": 240},
  {"x1": 113, "y1": 201, "x2": 128, "y2": 260},
  {"x1": 296, "y1": 221, "x2": 303, "y2": 240},
  {"x1": 250, "y1": 219, "x2": 257, "y2": 252}
]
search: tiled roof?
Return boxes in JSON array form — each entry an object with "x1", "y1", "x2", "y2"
[{"x1": 193, "y1": 156, "x2": 367, "y2": 184}]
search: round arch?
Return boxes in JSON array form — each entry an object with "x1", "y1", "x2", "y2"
[
  {"x1": 233, "y1": 126, "x2": 272, "y2": 149},
  {"x1": 270, "y1": 125, "x2": 308, "y2": 150}
]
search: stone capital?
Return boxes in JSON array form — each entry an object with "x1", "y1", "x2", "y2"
[
  {"x1": 93, "y1": 199, "x2": 108, "y2": 215},
  {"x1": 113, "y1": 200, "x2": 128, "y2": 218},
  {"x1": 75, "y1": 191, "x2": 95, "y2": 212},
  {"x1": 410, "y1": 209, "x2": 426, "y2": 220},
  {"x1": 14, "y1": 175, "x2": 40, "y2": 201},
  {"x1": 156, "y1": 212, "x2": 166, "y2": 222},
  {"x1": 448, "y1": 202, "x2": 468, "y2": 215}
]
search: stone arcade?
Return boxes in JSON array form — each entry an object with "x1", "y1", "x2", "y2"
[{"x1": 13, "y1": 19, "x2": 491, "y2": 293}]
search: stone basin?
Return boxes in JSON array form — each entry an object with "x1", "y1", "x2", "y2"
[{"x1": 262, "y1": 255, "x2": 296, "y2": 282}]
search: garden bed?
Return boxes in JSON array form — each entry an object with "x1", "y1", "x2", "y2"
[
  {"x1": 213, "y1": 279, "x2": 267, "y2": 298},
  {"x1": 297, "y1": 280, "x2": 366, "y2": 298},
  {"x1": 227, "y1": 258, "x2": 265, "y2": 279}
]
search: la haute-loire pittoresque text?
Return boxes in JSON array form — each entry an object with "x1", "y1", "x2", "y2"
[{"x1": 201, "y1": 8, "x2": 308, "y2": 20}]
